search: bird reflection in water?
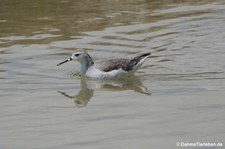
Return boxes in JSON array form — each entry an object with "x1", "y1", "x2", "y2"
[{"x1": 58, "y1": 75, "x2": 151, "y2": 107}]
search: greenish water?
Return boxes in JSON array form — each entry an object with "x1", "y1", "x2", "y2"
[{"x1": 0, "y1": 0, "x2": 225, "y2": 149}]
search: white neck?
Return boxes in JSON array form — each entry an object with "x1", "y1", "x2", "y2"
[
  {"x1": 79, "y1": 57, "x2": 94, "y2": 76},
  {"x1": 80, "y1": 61, "x2": 88, "y2": 76}
]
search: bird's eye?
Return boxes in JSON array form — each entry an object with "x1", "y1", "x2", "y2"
[{"x1": 75, "y1": 53, "x2": 80, "y2": 57}]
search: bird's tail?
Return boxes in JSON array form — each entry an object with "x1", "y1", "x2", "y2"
[
  {"x1": 133, "y1": 52, "x2": 151, "y2": 61},
  {"x1": 139, "y1": 52, "x2": 151, "y2": 58},
  {"x1": 128, "y1": 52, "x2": 151, "y2": 72}
]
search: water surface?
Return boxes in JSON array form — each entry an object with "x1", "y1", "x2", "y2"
[{"x1": 0, "y1": 0, "x2": 225, "y2": 149}]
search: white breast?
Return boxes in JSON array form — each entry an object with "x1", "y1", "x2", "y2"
[{"x1": 85, "y1": 67, "x2": 130, "y2": 79}]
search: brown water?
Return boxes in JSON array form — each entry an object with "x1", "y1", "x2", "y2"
[{"x1": 0, "y1": 0, "x2": 225, "y2": 149}]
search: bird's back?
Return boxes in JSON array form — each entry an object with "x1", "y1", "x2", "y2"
[{"x1": 94, "y1": 52, "x2": 150, "y2": 72}]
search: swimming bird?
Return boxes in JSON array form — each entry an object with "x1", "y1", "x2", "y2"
[{"x1": 57, "y1": 50, "x2": 150, "y2": 79}]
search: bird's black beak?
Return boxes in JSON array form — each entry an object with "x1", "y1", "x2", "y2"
[{"x1": 57, "y1": 57, "x2": 72, "y2": 66}]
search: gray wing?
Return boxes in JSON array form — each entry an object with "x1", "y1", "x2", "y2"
[
  {"x1": 95, "y1": 59, "x2": 136, "y2": 72},
  {"x1": 95, "y1": 53, "x2": 150, "y2": 72}
]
